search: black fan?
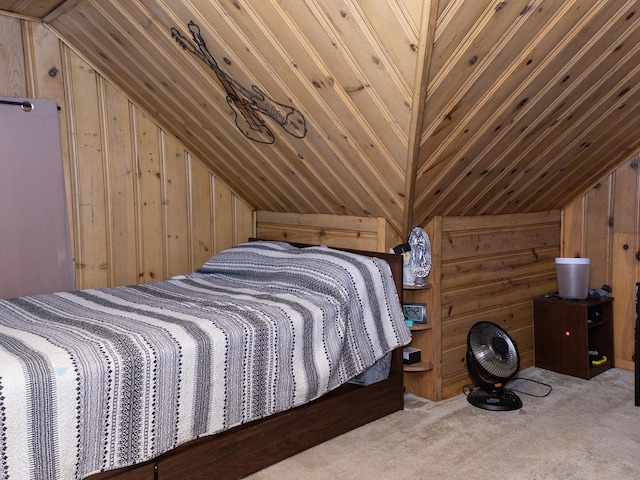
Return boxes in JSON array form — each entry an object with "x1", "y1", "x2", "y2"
[{"x1": 466, "y1": 321, "x2": 523, "y2": 411}]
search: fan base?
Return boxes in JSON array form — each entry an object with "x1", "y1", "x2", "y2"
[{"x1": 467, "y1": 388, "x2": 522, "y2": 411}]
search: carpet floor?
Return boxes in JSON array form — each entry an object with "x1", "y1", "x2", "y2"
[{"x1": 247, "y1": 367, "x2": 640, "y2": 479}]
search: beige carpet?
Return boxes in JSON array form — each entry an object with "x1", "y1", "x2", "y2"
[{"x1": 247, "y1": 367, "x2": 640, "y2": 479}]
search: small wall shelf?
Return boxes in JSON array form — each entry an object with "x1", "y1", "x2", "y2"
[
  {"x1": 402, "y1": 283, "x2": 437, "y2": 398},
  {"x1": 403, "y1": 362, "x2": 433, "y2": 372},
  {"x1": 409, "y1": 323, "x2": 431, "y2": 332},
  {"x1": 403, "y1": 284, "x2": 431, "y2": 290}
]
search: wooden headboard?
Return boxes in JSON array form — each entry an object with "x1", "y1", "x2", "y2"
[{"x1": 254, "y1": 211, "x2": 403, "y2": 254}]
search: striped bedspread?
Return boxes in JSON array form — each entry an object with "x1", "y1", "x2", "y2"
[{"x1": 0, "y1": 241, "x2": 410, "y2": 480}]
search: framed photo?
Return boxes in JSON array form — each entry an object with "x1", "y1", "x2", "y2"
[{"x1": 403, "y1": 302, "x2": 427, "y2": 324}]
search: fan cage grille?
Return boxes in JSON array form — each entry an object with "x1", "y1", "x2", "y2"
[{"x1": 468, "y1": 322, "x2": 519, "y2": 380}]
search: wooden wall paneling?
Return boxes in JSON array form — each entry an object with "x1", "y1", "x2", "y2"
[
  {"x1": 440, "y1": 272, "x2": 557, "y2": 319},
  {"x1": 613, "y1": 230, "x2": 638, "y2": 370},
  {"x1": 20, "y1": 19, "x2": 37, "y2": 94},
  {"x1": 441, "y1": 223, "x2": 560, "y2": 262},
  {"x1": 133, "y1": 1, "x2": 334, "y2": 216},
  {"x1": 440, "y1": 247, "x2": 558, "y2": 291},
  {"x1": 382, "y1": 217, "x2": 403, "y2": 254},
  {"x1": 561, "y1": 196, "x2": 587, "y2": 258},
  {"x1": 427, "y1": 216, "x2": 443, "y2": 401},
  {"x1": 499, "y1": 2, "x2": 640, "y2": 213},
  {"x1": 408, "y1": 0, "x2": 640, "y2": 226},
  {"x1": 104, "y1": 82, "x2": 138, "y2": 287},
  {"x1": 248, "y1": 0, "x2": 409, "y2": 227},
  {"x1": 164, "y1": 135, "x2": 191, "y2": 278},
  {"x1": 584, "y1": 176, "x2": 614, "y2": 286},
  {"x1": 415, "y1": 0, "x2": 566, "y2": 216},
  {"x1": 66, "y1": 51, "x2": 109, "y2": 289},
  {"x1": 399, "y1": 0, "x2": 424, "y2": 26},
  {"x1": 214, "y1": 178, "x2": 235, "y2": 254},
  {"x1": 0, "y1": 16, "x2": 27, "y2": 96},
  {"x1": 218, "y1": 180, "x2": 256, "y2": 250},
  {"x1": 432, "y1": 211, "x2": 560, "y2": 400},
  {"x1": 248, "y1": 0, "x2": 414, "y2": 161},
  {"x1": 524, "y1": 83, "x2": 640, "y2": 214},
  {"x1": 4, "y1": 18, "x2": 256, "y2": 291},
  {"x1": 403, "y1": 0, "x2": 436, "y2": 232},
  {"x1": 8, "y1": 1, "x2": 640, "y2": 234},
  {"x1": 255, "y1": 211, "x2": 397, "y2": 252},
  {"x1": 439, "y1": 210, "x2": 560, "y2": 235},
  {"x1": 118, "y1": 0, "x2": 370, "y2": 218},
  {"x1": 55, "y1": 2, "x2": 292, "y2": 234},
  {"x1": 136, "y1": 109, "x2": 165, "y2": 284},
  {"x1": 83, "y1": 0, "x2": 409, "y2": 230},
  {"x1": 611, "y1": 155, "x2": 640, "y2": 370},
  {"x1": 2, "y1": 1, "x2": 61, "y2": 19},
  {"x1": 294, "y1": 0, "x2": 414, "y2": 131},
  {"x1": 190, "y1": 157, "x2": 215, "y2": 270},
  {"x1": 561, "y1": 178, "x2": 614, "y2": 291},
  {"x1": 236, "y1": 198, "x2": 256, "y2": 247},
  {"x1": 427, "y1": 1, "x2": 490, "y2": 80},
  {"x1": 357, "y1": 1, "x2": 419, "y2": 90},
  {"x1": 86, "y1": 1, "x2": 263, "y2": 186}
]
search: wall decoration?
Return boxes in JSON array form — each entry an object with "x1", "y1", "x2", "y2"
[
  {"x1": 408, "y1": 226, "x2": 431, "y2": 287},
  {"x1": 171, "y1": 21, "x2": 307, "y2": 144}
]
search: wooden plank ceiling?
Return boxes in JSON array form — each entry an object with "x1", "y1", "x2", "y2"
[{"x1": 4, "y1": 0, "x2": 640, "y2": 236}]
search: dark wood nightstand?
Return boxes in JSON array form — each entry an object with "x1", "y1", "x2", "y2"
[{"x1": 533, "y1": 295, "x2": 614, "y2": 379}]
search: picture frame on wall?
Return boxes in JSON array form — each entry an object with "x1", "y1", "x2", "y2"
[{"x1": 403, "y1": 302, "x2": 427, "y2": 325}]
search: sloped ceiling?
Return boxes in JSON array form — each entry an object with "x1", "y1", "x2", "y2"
[{"x1": 4, "y1": 0, "x2": 640, "y2": 236}]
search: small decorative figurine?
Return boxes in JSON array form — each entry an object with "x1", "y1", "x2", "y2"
[{"x1": 408, "y1": 227, "x2": 431, "y2": 287}]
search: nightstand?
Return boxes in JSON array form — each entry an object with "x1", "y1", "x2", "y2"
[{"x1": 533, "y1": 295, "x2": 614, "y2": 379}]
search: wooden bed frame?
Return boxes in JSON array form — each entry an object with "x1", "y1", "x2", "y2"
[{"x1": 88, "y1": 246, "x2": 405, "y2": 480}]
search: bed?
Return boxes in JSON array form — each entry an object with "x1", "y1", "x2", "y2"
[{"x1": 0, "y1": 240, "x2": 409, "y2": 480}]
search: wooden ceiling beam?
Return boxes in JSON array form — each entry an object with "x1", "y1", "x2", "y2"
[{"x1": 403, "y1": 0, "x2": 438, "y2": 236}]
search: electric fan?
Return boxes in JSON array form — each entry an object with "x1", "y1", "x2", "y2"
[{"x1": 466, "y1": 321, "x2": 523, "y2": 411}]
